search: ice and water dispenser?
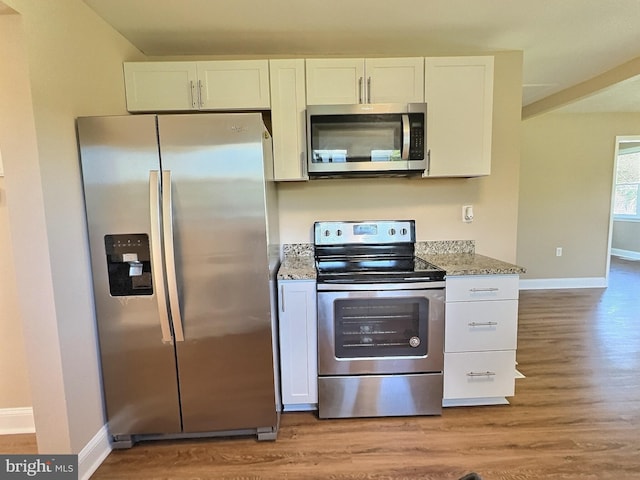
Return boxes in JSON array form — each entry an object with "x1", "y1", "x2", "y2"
[{"x1": 104, "y1": 234, "x2": 153, "y2": 296}]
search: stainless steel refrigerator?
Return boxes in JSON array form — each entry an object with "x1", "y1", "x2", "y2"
[{"x1": 77, "y1": 113, "x2": 280, "y2": 447}]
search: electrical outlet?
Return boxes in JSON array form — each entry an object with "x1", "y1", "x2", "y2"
[{"x1": 556, "y1": 247, "x2": 563, "y2": 257}]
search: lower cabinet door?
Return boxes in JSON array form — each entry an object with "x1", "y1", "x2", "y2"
[
  {"x1": 278, "y1": 280, "x2": 318, "y2": 408},
  {"x1": 444, "y1": 350, "x2": 516, "y2": 400}
]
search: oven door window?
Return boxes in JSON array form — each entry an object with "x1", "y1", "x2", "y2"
[{"x1": 333, "y1": 297, "x2": 428, "y2": 358}]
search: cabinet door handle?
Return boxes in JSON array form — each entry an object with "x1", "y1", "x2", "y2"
[
  {"x1": 367, "y1": 76, "x2": 371, "y2": 103},
  {"x1": 467, "y1": 371, "x2": 496, "y2": 377},
  {"x1": 189, "y1": 81, "x2": 197, "y2": 109},
  {"x1": 468, "y1": 321, "x2": 498, "y2": 327},
  {"x1": 358, "y1": 77, "x2": 364, "y2": 104},
  {"x1": 469, "y1": 287, "x2": 499, "y2": 292},
  {"x1": 197, "y1": 80, "x2": 203, "y2": 108},
  {"x1": 280, "y1": 285, "x2": 285, "y2": 313}
]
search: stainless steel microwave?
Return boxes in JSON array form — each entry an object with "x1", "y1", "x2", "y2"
[{"x1": 306, "y1": 103, "x2": 427, "y2": 177}]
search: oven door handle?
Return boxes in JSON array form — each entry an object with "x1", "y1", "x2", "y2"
[{"x1": 317, "y1": 281, "x2": 445, "y2": 291}]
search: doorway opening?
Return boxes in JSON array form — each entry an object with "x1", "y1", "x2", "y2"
[{"x1": 607, "y1": 136, "x2": 640, "y2": 283}]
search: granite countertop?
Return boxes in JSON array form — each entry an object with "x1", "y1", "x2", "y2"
[
  {"x1": 418, "y1": 253, "x2": 526, "y2": 276},
  {"x1": 277, "y1": 241, "x2": 526, "y2": 280},
  {"x1": 277, "y1": 244, "x2": 316, "y2": 280}
]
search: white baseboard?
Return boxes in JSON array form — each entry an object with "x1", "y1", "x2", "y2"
[
  {"x1": 611, "y1": 248, "x2": 640, "y2": 261},
  {"x1": 520, "y1": 277, "x2": 607, "y2": 290},
  {"x1": 0, "y1": 407, "x2": 35, "y2": 434},
  {"x1": 78, "y1": 424, "x2": 112, "y2": 480}
]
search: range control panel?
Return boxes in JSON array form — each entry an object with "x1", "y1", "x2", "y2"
[{"x1": 314, "y1": 220, "x2": 415, "y2": 246}]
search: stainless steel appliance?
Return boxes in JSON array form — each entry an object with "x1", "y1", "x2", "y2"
[
  {"x1": 77, "y1": 113, "x2": 280, "y2": 447},
  {"x1": 306, "y1": 103, "x2": 427, "y2": 177},
  {"x1": 314, "y1": 220, "x2": 445, "y2": 419}
]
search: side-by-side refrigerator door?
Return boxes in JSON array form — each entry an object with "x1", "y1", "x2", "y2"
[
  {"x1": 77, "y1": 115, "x2": 182, "y2": 438},
  {"x1": 157, "y1": 113, "x2": 277, "y2": 433}
]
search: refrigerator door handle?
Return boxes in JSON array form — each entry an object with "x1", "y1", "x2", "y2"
[
  {"x1": 162, "y1": 170, "x2": 185, "y2": 342},
  {"x1": 149, "y1": 170, "x2": 173, "y2": 344}
]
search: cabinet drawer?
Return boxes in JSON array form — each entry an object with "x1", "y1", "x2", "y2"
[
  {"x1": 446, "y1": 275, "x2": 519, "y2": 302},
  {"x1": 444, "y1": 351, "x2": 516, "y2": 399},
  {"x1": 445, "y1": 300, "x2": 518, "y2": 352}
]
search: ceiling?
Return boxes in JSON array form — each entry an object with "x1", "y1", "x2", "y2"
[{"x1": 82, "y1": 0, "x2": 640, "y2": 113}]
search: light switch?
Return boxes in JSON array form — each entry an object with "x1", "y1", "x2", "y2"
[{"x1": 462, "y1": 205, "x2": 474, "y2": 223}]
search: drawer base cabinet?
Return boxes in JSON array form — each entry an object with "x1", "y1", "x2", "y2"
[
  {"x1": 443, "y1": 350, "x2": 516, "y2": 402},
  {"x1": 443, "y1": 275, "x2": 520, "y2": 407}
]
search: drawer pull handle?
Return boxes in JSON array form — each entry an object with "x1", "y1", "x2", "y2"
[
  {"x1": 469, "y1": 287, "x2": 499, "y2": 292},
  {"x1": 467, "y1": 371, "x2": 496, "y2": 377},
  {"x1": 468, "y1": 321, "x2": 498, "y2": 327}
]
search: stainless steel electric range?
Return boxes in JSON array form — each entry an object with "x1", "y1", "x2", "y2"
[{"x1": 314, "y1": 220, "x2": 446, "y2": 419}]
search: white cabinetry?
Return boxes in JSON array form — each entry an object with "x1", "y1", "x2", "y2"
[
  {"x1": 443, "y1": 275, "x2": 519, "y2": 406},
  {"x1": 424, "y1": 56, "x2": 494, "y2": 177},
  {"x1": 278, "y1": 279, "x2": 317, "y2": 410},
  {"x1": 124, "y1": 60, "x2": 270, "y2": 112},
  {"x1": 269, "y1": 59, "x2": 307, "y2": 181},
  {"x1": 305, "y1": 58, "x2": 424, "y2": 105}
]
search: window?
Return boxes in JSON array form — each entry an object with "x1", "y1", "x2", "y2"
[{"x1": 614, "y1": 145, "x2": 640, "y2": 221}]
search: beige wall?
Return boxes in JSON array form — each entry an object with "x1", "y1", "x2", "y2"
[
  {"x1": 0, "y1": 12, "x2": 31, "y2": 410},
  {"x1": 2, "y1": 0, "x2": 141, "y2": 454},
  {"x1": 0, "y1": 173, "x2": 31, "y2": 408},
  {"x1": 518, "y1": 112, "x2": 640, "y2": 279},
  {"x1": 278, "y1": 51, "x2": 523, "y2": 263}
]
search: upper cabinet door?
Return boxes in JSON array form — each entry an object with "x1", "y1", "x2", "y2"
[
  {"x1": 197, "y1": 60, "x2": 270, "y2": 110},
  {"x1": 365, "y1": 58, "x2": 424, "y2": 104},
  {"x1": 424, "y1": 56, "x2": 494, "y2": 177},
  {"x1": 305, "y1": 58, "x2": 424, "y2": 105},
  {"x1": 269, "y1": 59, "x2": 308, "y2": 181},
  {"x1": 124, "y1": 62, "x2": 198, "y2": 112},
  {"x1": 305, "y1": 59, "x2": 365, "y2": 105}
]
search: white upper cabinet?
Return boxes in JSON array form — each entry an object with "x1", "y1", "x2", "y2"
[
  {"x1": 197, "y1": 60, "x2": 270, "y2": 110},
  {"x1": 305, "y1": 58, "x2": 424, "y2": 105},
  {"x1": 269, "y1": 59, "x2": 308, "y2": 181},
  {"x1": 123, "y1": 60, "x2": 270, "y2": 112},
  {"x1": 124, "y1": 62, "x2": 198, "y2": 111},
  {"x1": 365, "y1": 58, "x2": 425, "y2": 104},
  {"x1": 424, "y1": 56, "x2": 494, "y2": 177}
]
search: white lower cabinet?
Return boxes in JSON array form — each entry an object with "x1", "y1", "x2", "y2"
[
  {"x1": 443, "y1": 275, "x2": 520, "y2": 406},
  {"x1": 277, "y1": 279, "x2": 317, "y2": 411},
  {"x1": 444, "y1": 350, "x2": 516, "y2": 401}
]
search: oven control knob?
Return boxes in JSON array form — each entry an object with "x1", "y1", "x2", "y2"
[
  {"x1": 401, "y1": 228, "x2": 408, "y2": 236},
  {"x1": 336, "y1": 229, "x2": 342, "y2": 236},
  {"x1": 389, "y1": 228, "x2": 396, "y2": 236},
  {"x1": 409, "y1": 336, "x2": 421, "y2": 348},
  {"x1": 324, "y1": 230, "x2": 330, "y2": 237}
]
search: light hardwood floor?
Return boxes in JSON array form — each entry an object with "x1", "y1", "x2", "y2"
[{"x1": 3, "y1": 257, "x2": 639, "y2": 479}]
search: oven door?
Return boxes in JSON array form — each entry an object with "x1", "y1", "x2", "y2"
[{"x1": 317, "y1": 286, "x2": 444, "y2": 376}]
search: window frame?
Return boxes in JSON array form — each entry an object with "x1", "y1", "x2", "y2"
[{"x1": 613, "y1": 144, "x2": 640, "y2": 222}]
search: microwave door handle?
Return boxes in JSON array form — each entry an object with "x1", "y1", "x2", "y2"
[{"x1": 401, "y1": 114, "x2": 410, "y2": 159}]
